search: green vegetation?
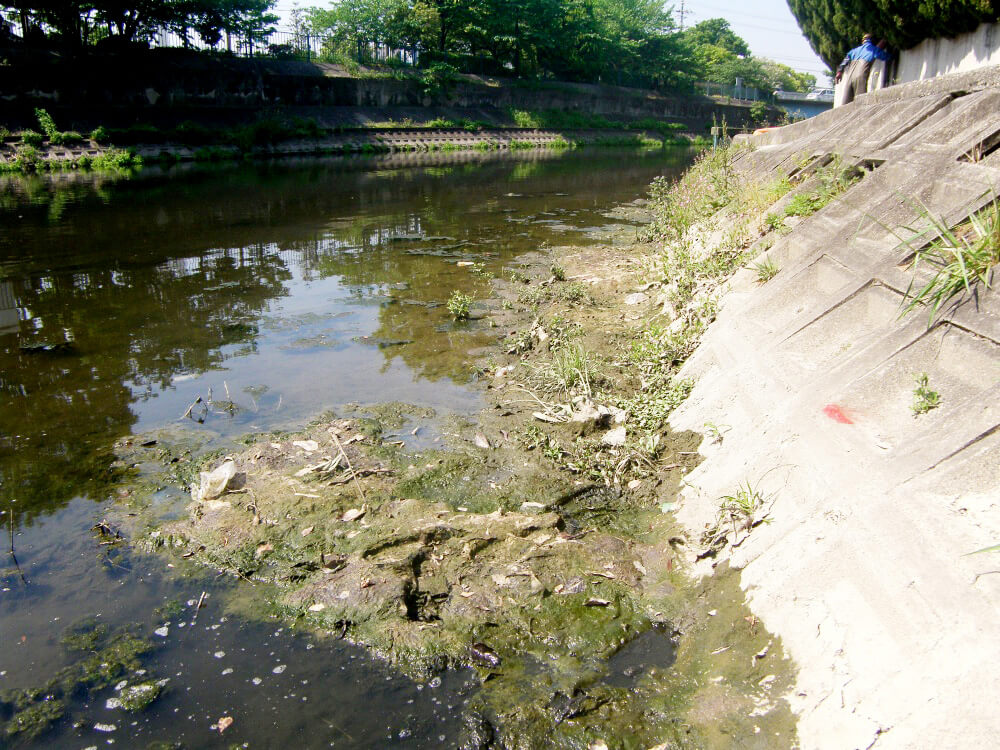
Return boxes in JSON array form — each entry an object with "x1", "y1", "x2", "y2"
[
  {"x1": 788, "y1": 0, "x2": 999, "y2": 70},
  {"x1": 898, "y1": 198, "x2": 1000, "y2": 326},
  {"x1": 6, "y1": 0, "x2": 278, "y2": 52},
  {"x1": 2, "y1": 620, "x2": 160, "y2": 742},
  {"x1": 911, "y1": 373, "x2": 942, "y2": 416},
  {"x1": 446, "y1": 290, "x2": 472, "y2": 320},
  {"x1": 753, "y1": 257, "x2": 780, "y2": 283}
]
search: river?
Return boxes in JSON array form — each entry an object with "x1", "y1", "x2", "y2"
[{"x1": 0, "y1": 147, "x2": 696, "y2": 748}]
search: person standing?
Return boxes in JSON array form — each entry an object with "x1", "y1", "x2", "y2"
[{"x1": 835, "y1": 34, "x2": 893, "y2": 106}]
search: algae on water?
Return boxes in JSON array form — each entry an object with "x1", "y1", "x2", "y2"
[{"x1": 122, "y1": 405, "x2": 797, "y2": 748}]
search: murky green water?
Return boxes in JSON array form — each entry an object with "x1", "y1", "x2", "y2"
[{"x1": 0, "y1": 148, "x2": 695, "y2": 748}]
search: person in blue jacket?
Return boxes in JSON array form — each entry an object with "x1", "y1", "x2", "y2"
[{"x1": 835, "y1": 34, "x2": 893, "y2": 105}]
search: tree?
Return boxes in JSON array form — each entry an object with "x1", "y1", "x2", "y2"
[{"x1": 787, "y1": 0, "x2": 1000, "y2": 70}]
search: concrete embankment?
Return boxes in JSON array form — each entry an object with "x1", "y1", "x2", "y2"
[
  {"x1": 0, "y1": 48, "x2": 762, "y2": 133},
  {"x1": 671, "y1": 68, "x2": 1000, "y2": 747},
  {"x1": 9, "y1": 127, "x2": 687, "y2": 168}
]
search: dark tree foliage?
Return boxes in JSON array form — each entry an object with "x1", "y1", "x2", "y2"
[
  {"x1": 787, "y1": 0, "x2": 1000, "y2": 69},
  {"x1": 1, "y1": 0, "x2": 277, "y2": 48}
]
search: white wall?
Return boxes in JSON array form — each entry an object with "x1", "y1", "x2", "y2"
[{"x1": 897, "y1": 21, "x2": 1000, "y2": 82}]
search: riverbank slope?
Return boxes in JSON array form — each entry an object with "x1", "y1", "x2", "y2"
[{"x1": 668, "y1": 66, "x2": 1000, "y2": 748}]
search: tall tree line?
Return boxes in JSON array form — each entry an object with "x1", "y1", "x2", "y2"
[
  {"x1": 787, "y1": 0, "x2": 1000, "y2": 70},
  {"x1": 2, "y1": 0, "x2": 278, "y2": 49},
  {"x1": 1, "y1": 0, "x2": 818, "y2": 94},
  {"x1": 305, "y1": 1, "x2": 816, "y2": 92}
]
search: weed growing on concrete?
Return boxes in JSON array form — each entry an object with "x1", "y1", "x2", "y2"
[
  {"x1": 702, "y1": 481, "x2": 772, "y2": 551},
  {"x1": 447, "y1": 291, "x2": 472, "y2": 320},
  {"x1": 911, "y1": 372, "x2": 941, "y2": 416},
  {"x1": 704, "y1": 422, "x2": 728, "y2": 444},
  {"x1": 783, "y1": 154, "x2": 861, "y2": 219},
  {"x1": 898, "y1": 198, "x2": 1000, "y2": 325},
  {"x1": 753, "y1": 257, "x2": 780, "y2": 283}
]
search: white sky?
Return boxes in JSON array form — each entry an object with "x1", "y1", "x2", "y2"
[
  {"x1": 272, "y1": 0, "x2": 832, "y2": 83},
  {"x1": 679, "y1": 0, "x2": 830, "y2": 80}
]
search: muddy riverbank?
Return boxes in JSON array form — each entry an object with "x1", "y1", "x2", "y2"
[
  {"x1": 1, "y1": 147, "x2": 801, "y2": 748},
  {"x1": 102, "y1": 215, "x2": 800, "y2": 746}
]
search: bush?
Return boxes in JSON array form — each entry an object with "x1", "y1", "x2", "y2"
[
  {"x1": 89, "y1": 126, "x2": 110, "y2": 143},
  {"x1": 35, "y1": 108, "x2": 58, "y2": 139},
  {"x1": 421, "y1": 62, "x2": 460, "y2": 100},
  {"x1": 20, "y1": 129, "x2": 44, "y2": 147}
]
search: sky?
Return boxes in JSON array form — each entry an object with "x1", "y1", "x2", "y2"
[
  {"x1": 270, "y1": 0, "x2": 832, "y2": 85},
  {"x1": 678, "y1": 0, "x2": 831, "y2": 82}
]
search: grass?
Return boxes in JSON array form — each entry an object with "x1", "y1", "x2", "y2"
[
  {"x1": 446, "y1": 291, "x2": 473, "y2": 320},
  {"x1": 550, "y1": 264, "x2": 566, "y2": 281},
  {"x1": 911, "y1": 372, "x2": 941, "y2": 416},
  {"x1": 753, "y1": 257, "x2": 780, "y2": 283},
  {"x1": 526, "y1": 343, "x2": 600, "y2": 397},
  {"x1": 897, "y1": 197, "x2": 1000, "y2": 326},
  {"x1": 701, "y1": 481, "x2": 772, "y2": 550}
]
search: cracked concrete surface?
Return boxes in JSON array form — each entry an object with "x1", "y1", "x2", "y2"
[{"x1": 672, "y1": 66, "x2": 1000, "y2": 748}]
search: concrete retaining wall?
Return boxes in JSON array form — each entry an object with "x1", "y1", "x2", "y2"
[
  {"x1": 898, "y1": 21, "x2": 1000, "y2": 83},
  {"x1": 0, "y1": 49, "x2": 760, "y2": 133},
  {"x1": 680, "y1": 65, "x2": 1000, "y2": 749}
]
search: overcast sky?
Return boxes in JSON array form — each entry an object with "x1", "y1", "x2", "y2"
[{"x1": 272, "y1": 0, "x2": 832, "y2": 84}]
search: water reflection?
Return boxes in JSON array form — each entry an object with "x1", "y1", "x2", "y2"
[{"x1": 0, "y1": 148, "x2": 695, "y2": 527}]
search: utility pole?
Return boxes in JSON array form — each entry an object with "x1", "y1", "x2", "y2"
[{"x1": 678, "y1": 0, "x2": 689, "y2": 31}]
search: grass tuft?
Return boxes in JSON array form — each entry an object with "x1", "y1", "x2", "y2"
[{"x1": 898, "y1": 198, "x2": 1000, "y2": 326}]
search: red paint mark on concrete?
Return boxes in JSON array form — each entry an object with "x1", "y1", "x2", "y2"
[{"x1": 823, "y1": 404, "x2": 853, "y2": 424}]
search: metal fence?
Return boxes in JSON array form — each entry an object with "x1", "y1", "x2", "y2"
[{"x1": 695, "y1": 81, "x2": 772, "y2": 103}]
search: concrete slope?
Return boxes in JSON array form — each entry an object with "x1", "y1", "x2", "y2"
[{"x1": 671, "y1": 68, "x2": 1000, "y2": 749}]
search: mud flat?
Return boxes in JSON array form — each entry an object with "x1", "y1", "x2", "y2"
[{"x1": 110, "y1": 224, "x2": 802, "y2": 746}]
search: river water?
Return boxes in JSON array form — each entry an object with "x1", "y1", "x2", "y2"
[{"x1": 0, "y1": 148, "x2": 695, "y2": 748}]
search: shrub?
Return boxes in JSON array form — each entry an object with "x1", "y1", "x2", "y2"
[
  {"x1": 447, "y1": 290, "x2": 472, "y2": 320},
  {"x1": 89, "y1": 126, "x2": 111, "y2": 143},
  {"x1": 20, "y1": 129, "x2": 44, "y2": 147}
]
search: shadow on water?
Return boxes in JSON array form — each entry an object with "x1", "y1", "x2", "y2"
[{"x1": 0, "y1": 147, "x2": 697, "y2": 748}]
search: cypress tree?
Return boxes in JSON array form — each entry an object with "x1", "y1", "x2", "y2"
[{"x1": 787, "y1": 0, "x2": 1000, "y2": 70}]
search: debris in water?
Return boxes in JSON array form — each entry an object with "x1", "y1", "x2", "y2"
[
  {"x1": 272, "y1": 665, "x2": 287, "y2": 674},
  {"x1": 94, "y1": 723, "x2": 116, "y2": 733},
  {"x1": 193, "y1": 459, "x2": 240, "y2": 502},
  {"x1": 213, "y1": 651, "x2": 226, "y2": 659},
  {"x1": 470, "y1": 642, "x2": 502, "y2": 669},
  {"x1": 154, "y1": 626, "x2": 169, "y2": 637},
  {"x1": 217, "y1": 716, "x2": 234, "y2": 733}
]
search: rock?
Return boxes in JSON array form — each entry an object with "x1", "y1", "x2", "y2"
[
  {"x1": 602, "y1": 426, "x2": 627, "y2": 447},
  {"x1": 569, "y1": 398, "x2": 612, "y2": 435},
  {"x1": 624, "y1": 292, "x2": 649, "y2": 306}
]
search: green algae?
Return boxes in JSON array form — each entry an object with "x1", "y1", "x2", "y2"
[
  {"x1": 3, "y1": 698, "x2": 65, "y2": 742},
  {"x1": 111, "y1": 680, "x2": 163, "y2": 711},
  {"x1": 117, "y1": 408, "x2": 797, "y2": 748},
  {"x1": 2, "y1": 619, "x2": 161, "y2": 742}
]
